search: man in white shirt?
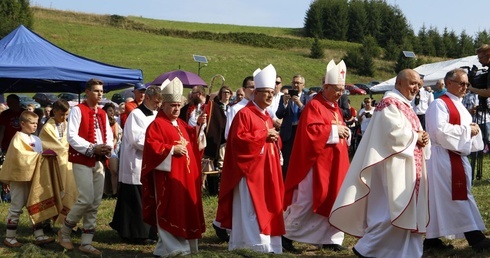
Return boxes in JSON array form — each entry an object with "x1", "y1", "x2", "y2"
[
  {"x1": 267, "y1": 75, "x2": 284, "y2": 130},
  {"x1": 224, "y1": 76, "x2": 254, "y2": 140},
  {"x1": 412, "y1": 74, "x2": 434, "y2": 130},
  {"x1": 58, "y1": 78, "x2": 113, "y2": 255}
]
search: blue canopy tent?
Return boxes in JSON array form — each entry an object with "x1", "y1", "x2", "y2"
[{"x1": 0, "y1": 25, "x2": 143, "y2": 94}]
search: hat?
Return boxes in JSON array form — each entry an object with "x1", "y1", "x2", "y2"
[
  {"x1": 159, "y1": 79, "x2": 171, "y2": 91},
  {"x1": 134, "y1": 82, "x2": 146, "y2": 91},
  {"x1": 161, "y1": 78, "x2": 183, "y2": 103},
  {"x1": 324, "y1": 59, "x2": 346, "y2": 85},
  {"x1": 253, "y1": 64, "x2": 276, "y2": 89}
]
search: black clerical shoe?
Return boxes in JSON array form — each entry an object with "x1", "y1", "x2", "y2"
[
  {"x1": 352, "y1": 247, "x2": 374, "y2": 258},
  {"x1": 423, "y1": 238, "x2": 454, "y2": 251},
  {"x1": 212, "y1": 223, "x2": 229, "y2": 242},
  {"x1": 281, "y1": 236, "x2": 299, "y2": 253},
  {"x1": 472, "y1": 238, "x2": 490, "y2": 252},
  {"x1": 322, "y1": 244, "x2": 348, "y2": 251}
]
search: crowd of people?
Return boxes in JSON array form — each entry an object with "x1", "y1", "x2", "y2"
[{"x1": 0, "y1": 44, "x2": 490, "y2": 257}]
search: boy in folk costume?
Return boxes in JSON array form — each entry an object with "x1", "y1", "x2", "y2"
[
  {"x1": 58, "y1": 78, "x2": 113, "y2": 255},
  {"x1": 0, "y1": 111, "x2": 60, "y2": 247},
  {"x1": 39, "y1": 99, "x2": 78, "y2": 226}
]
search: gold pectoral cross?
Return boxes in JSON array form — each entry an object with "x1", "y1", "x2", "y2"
[
  {"x1": 331, "y1": 111, "x2": 345, "y2": 144},
  {"x1": 174, "y1": 126, "x2": 191, "y2": 173},
  {"x1": 265, "y1": 120, "x2": 275, "y2": 156}
]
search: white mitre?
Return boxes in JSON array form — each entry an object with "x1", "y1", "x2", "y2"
[
  {"x1": 253, "y1": 64, "x2": 276, "y2": 89},
  {"x1": 159, "y1": 79, "x2": 171, "y2": 91},
  {"x1": 161, "y1": 77, "x2": 183, "y2": 103},
  {"x1": 325, "y1": 59, "x2": 347, "y2": 85}
]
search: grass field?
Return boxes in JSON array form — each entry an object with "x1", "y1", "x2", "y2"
[
  {"x1": 23, "y1": 7, "x2": 388, "y2": 101},
  {"x1": 1, "y1": 157, "x2": 490, "y2": 258}
]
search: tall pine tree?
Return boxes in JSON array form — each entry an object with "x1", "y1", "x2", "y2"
[{"x1": 0, "y1": 0, "x2": 33, "y2": 38}]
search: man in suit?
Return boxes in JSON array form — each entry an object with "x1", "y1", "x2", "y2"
[{"x1": 276, "y1": 75, "x2": 309, "y2": 179}]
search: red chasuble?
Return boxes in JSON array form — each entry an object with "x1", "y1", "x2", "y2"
[
  {"x1": 141, "y1": 111, "x2": 205, "y2": 239},
  {"x1": 283, "y1": 93, "x2": 350, "y2": 217},
  {"x1": 215, "y1": 102, "x2": 285, "y2": 236}
]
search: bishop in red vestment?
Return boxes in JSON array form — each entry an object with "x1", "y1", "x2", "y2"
[
  {"x1": 215, "y1": 64, "x2": 285, "y2": 253},
  {"x1": 282, "y1": 60, "x2": 350, "y2": 252},
  {"x1": 141, "y1": 78, "x2": 205, "y2": 257}
]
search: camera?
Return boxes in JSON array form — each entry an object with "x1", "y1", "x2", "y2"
[
  {"x1": 289, "y1": 89, "x2": 299, "y2": 97},
  {"x1": 463, "y1": 65, "x2": 488, "y2": 89}
]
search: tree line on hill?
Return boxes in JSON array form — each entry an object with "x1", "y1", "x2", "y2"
[
  {"x1": 305, "y1": 0, "x2": 490, "y2": 76},
  {"x1": 305, "y1": 0, "x2": 489, "y2": 59}
]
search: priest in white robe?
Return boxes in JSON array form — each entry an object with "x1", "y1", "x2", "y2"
[
  {"x1": 330, "y1": 69, "x2": 430, "y2": 258},
  {"x1": 110, "y1": 85, "x2": 162, "y2": 243},
  {"x1": 424, "y1": 68, "x2": 490, "y2": 252}
]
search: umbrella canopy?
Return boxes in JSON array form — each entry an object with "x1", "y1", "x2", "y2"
[
  {"x1": 149, "y1": 70, "x2": 207, "y2": 88},
  {"x1": 371, "y1": 55, "x2": 482, "y2": 93}
]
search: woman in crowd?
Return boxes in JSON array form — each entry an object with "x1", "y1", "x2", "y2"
[
  {"x1": 358, "y1": 97, "x2": 374, "y2": 136},
  {"x1": 102, "y1": 103, "x2": 122, "y2": 198}
]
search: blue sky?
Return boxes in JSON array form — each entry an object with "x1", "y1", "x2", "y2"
[{"x1": 32, "y1": 0, "x2": 488, "y2": 37}]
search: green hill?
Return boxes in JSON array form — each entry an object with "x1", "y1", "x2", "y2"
[{"x1": 30, "y1": 7, "x2": 393, "y2": 95}]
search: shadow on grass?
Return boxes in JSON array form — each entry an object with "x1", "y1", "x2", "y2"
[
  {"x1": 423, "y1": 246, "x2": 490, "y2": 258},
  {"x1": 3, "y1": 242, "x2": 156, "y2": 258}
]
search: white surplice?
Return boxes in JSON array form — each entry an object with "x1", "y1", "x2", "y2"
[
  {"x1": 224, "y1": 98, "x2": 248, "y2": 140},
  {"x1": 425, "y1": 92, "x2": 485, "y2": 239},
  {"x1": 283, "y1": 170, "x2": 343, "y2": 245},
  {"x1": 228, "y1": 178, "x2": 282, "y2": 254},
  {"x1": 119, "y1": 106, "x2": 157, "y2": 185}
]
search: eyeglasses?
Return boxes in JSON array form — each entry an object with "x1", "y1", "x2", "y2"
[
  {"x1": 450, "y1": 80, "x2": 470, "y2": 87},
  {"x1": 275, "y1": 81, "x2": 282, "y2": 85}
]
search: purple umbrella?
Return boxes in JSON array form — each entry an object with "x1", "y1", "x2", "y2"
[{"x1": 149, "y1": 70, "x2": 207, "y2": 88}]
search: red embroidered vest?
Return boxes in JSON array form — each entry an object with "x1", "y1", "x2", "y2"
[{"x1": 68, "y1": 102, "x2": 108, "y2": 167}]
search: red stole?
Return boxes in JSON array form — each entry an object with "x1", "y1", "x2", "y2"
[{"x1": 440, "y1": 95, "x2": 467, "y2": 200}]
